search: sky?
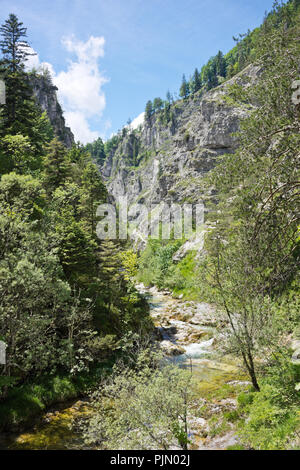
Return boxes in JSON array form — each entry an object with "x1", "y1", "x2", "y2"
[{"x1": 1, "y1": 0, "x2": 276, "y2": 143}]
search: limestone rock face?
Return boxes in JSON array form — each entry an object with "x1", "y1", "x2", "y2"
[
  {"x1": 102, "y1": 65, "x2": 260, "y2": 249},
  {"x1": 30, "y1": 74, "x2": 75, "y2": 148}
]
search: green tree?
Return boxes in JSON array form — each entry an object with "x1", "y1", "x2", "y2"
[
  {"x1": 153, "y1": 97, "x2": 164, "y2": 112},
  {"x1": 215, "y1": 50, "x2": 226, "y2": 77},
  {"x1": 145, "y1": 100, "x2": 153, "y2": 125},
  {"x1": 193, "y1": 68, "x2": 202, "y2": 93},
  {"x1": 179, "y1": 74, "x2": 189, "y2": 99},
  {"x1": 202, "y1": 58, "x2": 218, "y2": 90},
  {"x1": 43, "y1": 138, "x2": 71, "y2": 192},
  {"x1": 82, "y1": 354, "x2": 194, "y2": 450},
  {"x1": 85, "y1": 137, "x2": 106, "y2": 166},
  {"x1": 80, "y1": 161, "x2": 107, "y2": 235},
  {"x1": 166, "y1": 90, "x2": 173, "y2": 104},
  {"x1": 0, "y1": 14, "x2": 39, "y2": 137},
  {"x1": 204, "y1": 5, "x2": 300, "y2": 390}
]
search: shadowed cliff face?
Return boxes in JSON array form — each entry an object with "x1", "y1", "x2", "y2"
[
  {"x1": 102, "y1": 65, "x2": 261, "y2": 247},
  {"x1": 30, "y1": 74, "x2": 75, "y2": 148}
]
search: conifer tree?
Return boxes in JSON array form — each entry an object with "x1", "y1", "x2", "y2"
[
  {"x1": 43, "y1": 138, "x2": 71, "y2": 192},
  {"x1": 98, "y1": 240, "x2": 124, "y2": 312},
  {"x1": 215, "y1": 50, "x2": 226, "y2": 77},
  {"x1": 153, "y1": 97, "x2": 163, "y2": 112},
  {"x1": 179, "y1": 74, "x2": 189, "y2": 99},
  {"x1": 145, "y1": 100, "x2": 153, "y2": 125},
  {"x1": 86, "y1": 137, "x2": 106, "y2": 166},
  {"x1": 193, "y1": 68, "x2": 202, "y2": 93},
  {"x1": 80, "y1": 161, "x2": 107, "y2": 235},
  {"x1": 166, "y1": 90, "x2": 173, "y2": 104},
  {"x1": 0, "y1": 14, "x2": 38, "y2": 135}
]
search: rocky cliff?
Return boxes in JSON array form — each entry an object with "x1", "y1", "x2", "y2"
[
  {"x1": 30, "y1": 74, "x2": 74, "y2": 148},
  {"x1": 102, "y1": 64, "x2": 261, "y2": 249}
]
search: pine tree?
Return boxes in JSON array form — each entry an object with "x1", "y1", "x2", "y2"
[
  {"x1": 98, "y1": 240, "x2": 124, "y2": 310},
  {"x1": 43, "y1": 138, "x2": 71, "y2": 192},
  {"x1": 179, "y1": 74, "x2": 189, "y2": 99},
  {"x1": 215, "y1": 50, "x2": 226, "y2": 77},
  {"x1": 0, "y1": 14, "x2": 38, "y2": 135},
  {"x1": 80, "y1": 161, "x2": 107, "y2": 235},
  {"x1": 193, "y1": 68, "x2": 202, "y2": 92},
  {"x1": 203, "y1": 59, "x2": 218, "y2": 90},
  {"x1": 153, "y1": 97, "x2": 164, "y2": 112},
  {"x1": 166, "y1": 90, "x2": 173, "y2": 104},
  {"x1": 145, "y1": 100, "x2": 153, "y2": 125},
  {"x1": 86, "y1": 137, "x2": 106, "y2": 166}
]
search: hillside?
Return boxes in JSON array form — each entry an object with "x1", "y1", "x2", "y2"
[
  {"x1": 30, "y1": 72, "x2": 74, "y2": 148},
  {"x1": 102, "y1": 64, "x2": 261, "y2": 250}
]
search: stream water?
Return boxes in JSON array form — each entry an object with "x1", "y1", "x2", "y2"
[{"x1": 0, "y1": 286, "x2": 242, "y2": 450}]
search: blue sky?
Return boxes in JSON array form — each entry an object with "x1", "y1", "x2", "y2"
[{"x1": 1, "y1": 0, "x2": 276, "y2": 143}]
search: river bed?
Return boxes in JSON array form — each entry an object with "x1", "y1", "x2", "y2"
[{"x1": 1, "y1": 285, "x2": 246, "y2": 450}]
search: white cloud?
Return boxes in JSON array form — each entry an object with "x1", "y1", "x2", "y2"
[
  {"x1": 64, "y1": 111, "x2": 100, "y2": 143},
  {"x1": 62, "y1": 35, "x2": 105, "y2": 63},
  {"x1": 24, "y1": 48, "x2": 40, "y2": 70},
  {"x1": 55, "y1": 60, "x2": 106, "y2": 117},
  {"x1": 24, "y1": 47, "x2": 55, "y2": 76},
  {"x1": 54, "y1": 35, "x2": 108, "y2": 144},
  {"x1": 25, "y1": 36, "x2": 108, "y2": 144},
  {"x1": 130, "y1": 112, "x2": 145, "y2": 130}
]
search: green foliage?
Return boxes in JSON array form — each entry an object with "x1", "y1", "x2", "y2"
[
  {"x1": 42, "y1": 138, "x2": 72, "y2": 192},
  {"x1": 104, "y1": 134, "x2": 122, "y2": 156},
  {"x1": 81, "y1": 351, "x2": 195, "y2": 450},
  {"x1": 85, "y1": 137, "x2": 106, "y2": 166},
  {"x1": 179, "y1": 74, "x2": 190, "y2": 99},
  {"x1": 0, "y1": 134, "x2": 39, "y2": 174},
  {"x1": 238, "y1": 383, "x2": 300, "y2": 450},
  {"x1": 137, "y1": 239, "x2": 182, "y2": 289},
  {"x1": 145, "y1": 100, "x2": 154, "y2": 124},
  {"x1": 153, "y1": 97, "x2": 164, "y2": 112},
  {"x1": 0, "y1": 14, "x2": 152, "y2": 423},
  {"x1": 177, "y1": 1, "x2": 300, "y2": 100},
  {"x1": 0, "y1": 362, "x2": 113, "y2": 430},
  {"x1": 120, "y1": 250, "x2": 138, "y2": 281},
  {"x1": 195, "y1": 1, "x2": 300, "y2": 392}
]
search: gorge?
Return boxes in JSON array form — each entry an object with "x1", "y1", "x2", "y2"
[{"x1": 0, "y1": 0, "x2": 299, "y2": 451}]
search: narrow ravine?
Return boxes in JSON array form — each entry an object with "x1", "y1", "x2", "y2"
[{"x1": 1, "y1": 285, "x2": 249, "y2": 450}]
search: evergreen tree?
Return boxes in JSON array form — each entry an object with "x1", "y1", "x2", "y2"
[
  {"x1": 193, "y1": 68, "x2": 202, "y2": 93},
  {"x1": 145, "y1": 100, "x2": 153, "y2": 125},
  {"x1": 98, "y1": 240, "x2": 124, "y2": 311},
  {"x1": 80, "y1": 161, "x2": 107, "y2": 235},
  {"x1": 153, "y1": 97, "x2": 164, "y2": 112},
  {"x1": 179, "y1": 74, "x2": 189, "y2": 99},
  {"x1": 166, "y1": 90, "x2": 173, "y2": 104},
  {"x1": 43, "y1": 138, "x2": 71, "y2": 192},
  {"x1": 0, "y1": 14, "x2": 37, "y2": 135},
  {"x1": 215, "y1": 50, "x2": 226, "y2": 77},
  {"x1": 86, "y1": 137, "x2": 106, "y2": 166},
  {"x1": 202, "y1": 58, "x2": 218, "y2": 90}
]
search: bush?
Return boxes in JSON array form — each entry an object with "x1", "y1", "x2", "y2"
[
  {"x1": 237, "y1": 392, "x2": 254, "y2": 408},
  {"x1": 238, "y1": 384, "x2": 300, "y2": 450}
]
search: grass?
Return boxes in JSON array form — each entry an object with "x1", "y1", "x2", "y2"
[{"x1": 0, "y1": 359, "x2": 114, "y2": 432}]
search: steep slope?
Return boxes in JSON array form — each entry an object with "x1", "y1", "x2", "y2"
[
  {"x1": 102, "y1": 64, "x2": 261, "y2": 247},
  {"x1": 30, "y1": 73, "x2": 74, "y2": 148}
]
